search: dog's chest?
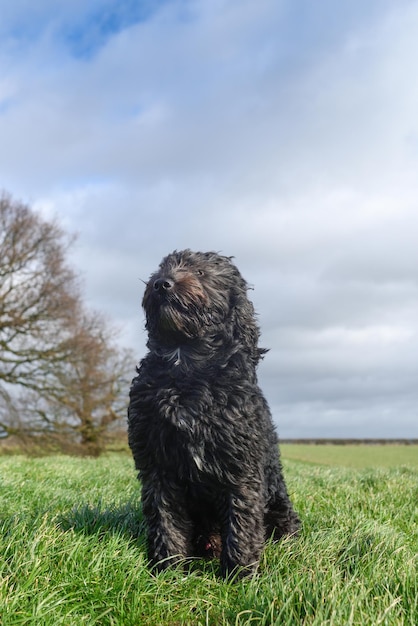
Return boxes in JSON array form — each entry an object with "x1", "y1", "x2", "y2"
[
  {"x1": 151, "y1": 382, "x2": 224, "y2": 472},
  {"x1": 154, "y1": 373, "x2": 213, "y2": 424},
  {"x1": 132, "y1": 365, "x2": 249, "y2": 481}
]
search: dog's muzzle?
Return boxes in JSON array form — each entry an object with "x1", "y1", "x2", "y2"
[{"x1": 153, "y1": 277, "x2": 174, "y2": 295}]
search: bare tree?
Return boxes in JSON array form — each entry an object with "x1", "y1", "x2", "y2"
[
  {"x1": 0, "y1": 193, "x2": 132, "y2": 453},
  {"x1": 28, "y1": 309, "x2": 133, "y2": 455}
]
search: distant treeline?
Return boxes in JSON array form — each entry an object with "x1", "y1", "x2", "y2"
[{"x1": 281, "y1": 439, "x2": 418, "y2": 445}]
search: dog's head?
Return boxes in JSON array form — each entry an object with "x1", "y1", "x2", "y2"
[{"x1": 142, "y1": 249, "x2": 264, "y2": 359}]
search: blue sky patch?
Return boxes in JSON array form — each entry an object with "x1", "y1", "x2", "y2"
[{"x1": 62, "y1": 0, "x2": 172, "y2": 59}]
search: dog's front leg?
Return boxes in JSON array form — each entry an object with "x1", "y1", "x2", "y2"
[
  {"x1": 141, "y1": 481, "x2": 191, "y2": 572},
  {"x1": 220, "y1": 485, "x2": 265, "y2": 579}
]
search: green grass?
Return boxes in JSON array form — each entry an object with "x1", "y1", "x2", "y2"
[
  {"x1": 0, "y1": 452, "x2": 417, "y2": 625},
  {"x1": 281, "y1": 444, "x2": 418, "y2": 469}
]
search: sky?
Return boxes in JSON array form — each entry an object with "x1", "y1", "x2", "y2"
[{"x1": 1, "y1": 0, "x2": 418, "y2": 438}]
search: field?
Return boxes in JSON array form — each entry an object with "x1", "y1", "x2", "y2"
[
  {"x1": 281, "y1": 443, "x2": 418, "y2": 469},
  {"x1": 0, "y1": 446, "x2": 417, "y2": 625}
]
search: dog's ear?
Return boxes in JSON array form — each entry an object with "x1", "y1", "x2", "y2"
[{"x1": 230, "y1": 291, "x2": 266, "y2": 363}]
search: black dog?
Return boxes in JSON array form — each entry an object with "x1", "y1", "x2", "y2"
[{"x1": 128, "y1": 250, "x2": 300, "y2": 577}]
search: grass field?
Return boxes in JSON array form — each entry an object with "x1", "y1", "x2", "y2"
[
  {"x1": 0, "y1": 448, "x2": 417, "y2": 625},
  {"x1": 281, "y1": 443, "x2": 418, "y2": 469}
]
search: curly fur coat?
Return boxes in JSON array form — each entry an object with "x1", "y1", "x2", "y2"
[{"x1": 128, "y1": 250, "x2": 300, "y2": 578}]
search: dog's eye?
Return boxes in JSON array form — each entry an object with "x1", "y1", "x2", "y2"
[{"x1": 196, "y1": 270, "x2": 204, "y2": 276}]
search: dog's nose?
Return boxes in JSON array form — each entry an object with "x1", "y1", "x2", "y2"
[{"x1": 153, "y1": 277, "x2": 174, "y2": 293}]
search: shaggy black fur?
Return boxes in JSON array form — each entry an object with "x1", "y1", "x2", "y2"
[{"x1": 128, "y1": 250, "x2": 300, "y2": 578}]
